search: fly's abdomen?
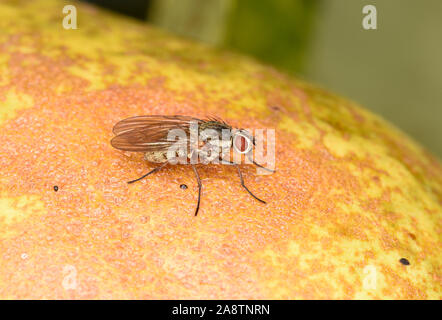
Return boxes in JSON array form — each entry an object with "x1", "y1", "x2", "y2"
[{"x1": 144, "y1": 151, "x2": 168, "y2": 163}]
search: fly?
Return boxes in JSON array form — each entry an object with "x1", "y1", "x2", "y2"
[{"x1": 110, "y1": 115, "x2": 273, "y2": 216}]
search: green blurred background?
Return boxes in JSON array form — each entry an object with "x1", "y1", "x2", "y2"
[{"x1": 83, "y1": 0, "x2": 442, "y2": 158}]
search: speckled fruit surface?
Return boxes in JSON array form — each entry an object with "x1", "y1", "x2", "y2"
[{"x1": 0, "y1": 0, "x2": 441, "y2": 299}]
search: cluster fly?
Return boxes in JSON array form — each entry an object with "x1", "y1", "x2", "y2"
[{"x1": 111, "y1": 115, "x2": 273, "y2": 216}]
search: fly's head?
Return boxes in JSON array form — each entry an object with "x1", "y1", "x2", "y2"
[
  {"x1": 231, "y1": 128, "x2": 254, "y2": 156},
  {"x1": 231, "y1": 128, "x2": 273, "y2": 173}
]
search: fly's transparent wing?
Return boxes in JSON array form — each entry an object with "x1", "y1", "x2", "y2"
[
  {"x1": 111, "y1": 115, "x2": 201, "y2": 152},
  {"x1": 112, "y1": 115, "x2": 200, "y2": 135}
]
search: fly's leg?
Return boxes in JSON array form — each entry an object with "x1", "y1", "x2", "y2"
[
  {"x1": 127, "y1": 161, "x2": 170, "y2": 184},
  {"x1": 219, "y1": 157, "x2": 266, "y2": 204},
  {"x1": 235, "y1": 164, "x2": 266, "y2": 204},
  {"x1": 191, "y1": 164, "x2": 202, "y2": 216},
  {"x1": 127, "y1": 155, "x2": 189, "y2": 184}
]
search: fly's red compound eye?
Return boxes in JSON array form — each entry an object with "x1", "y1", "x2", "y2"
[
  {"x1": 236, "y1": 136, "x2": 246, "y2": 152},
  {"x1": 233, "y1": 133, "x2": 252, "y2": 154}
]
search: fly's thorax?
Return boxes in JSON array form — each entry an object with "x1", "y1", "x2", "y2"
[
  {"x1": 193, "y1": 126, "x2": 231, "y2": 163},
  {"x1": 200, "y1": 136, "x2": 232, "y2": 162},
  {"x1": 198, "y1": 120, "x2": 231, "y2": 132},
  {"x1": 207, "y1": 138, "x2": 232, "y2": 150},
  {"x1": 144, "y1": 151, "x2": 168, "y2": 163}
]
